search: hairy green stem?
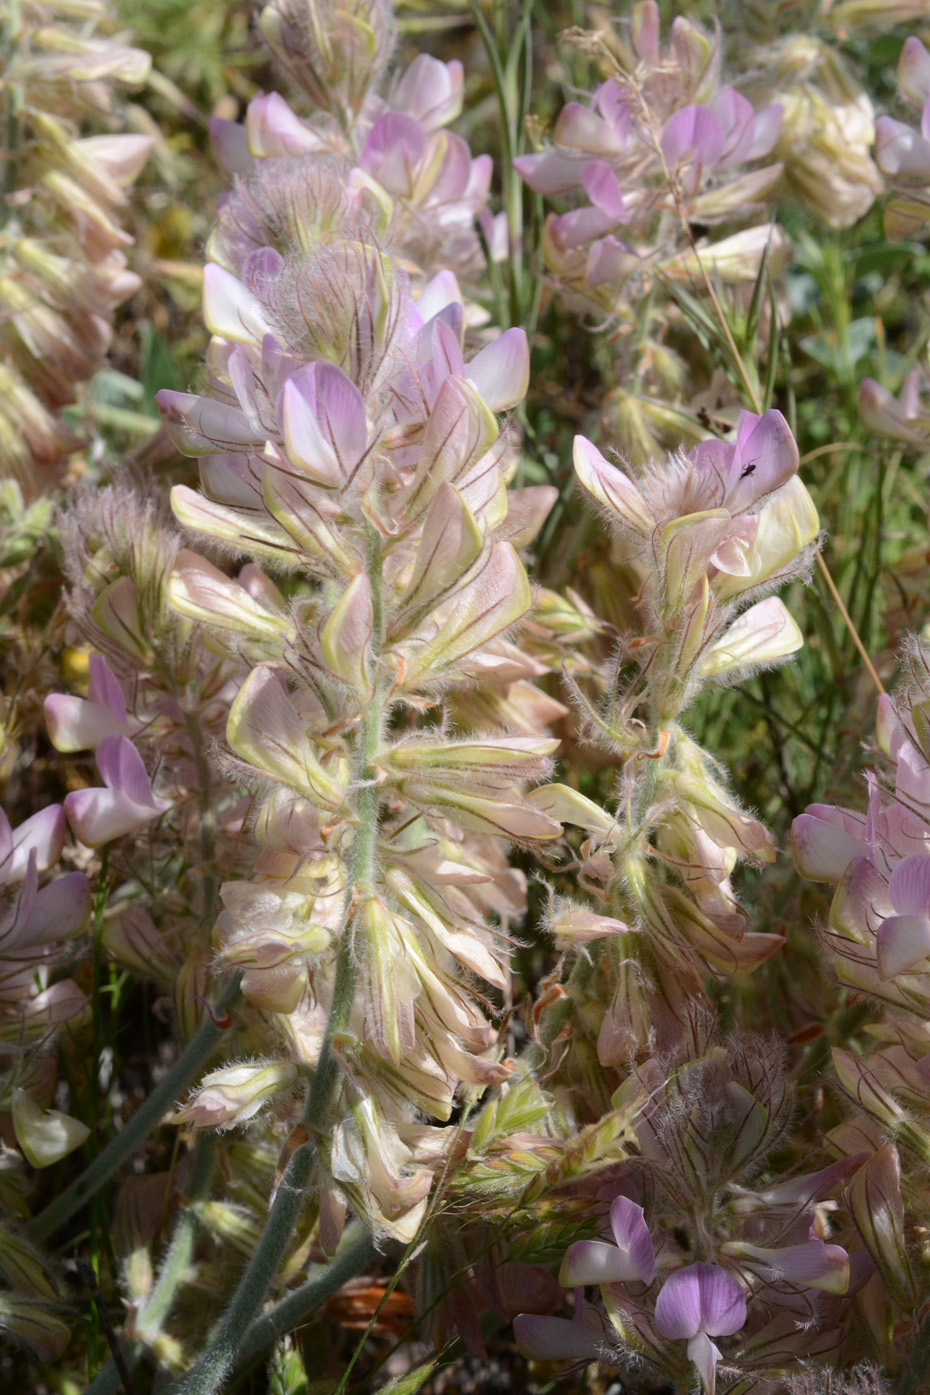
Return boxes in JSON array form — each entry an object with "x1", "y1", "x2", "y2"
[
  {"x1": 82, "y1": 1138, "x2": 217, "y2": 1395},
  {"x1": 136, "y1": 1135, "x2": 217, "y2": 1339},
  {"x1": 28, "y1": 974, "x2": 242, "y2": 1246},
  {"x1": 166, "y1": 535, "x2": 387, "y2": 1395},
  {"x1": 229, "y1": 1226, "x2": 378, "y2": 1375}
]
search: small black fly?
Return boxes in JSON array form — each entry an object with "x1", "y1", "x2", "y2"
[{"x1": 739, "y1": 460, "x2": 757, "y2": 480}]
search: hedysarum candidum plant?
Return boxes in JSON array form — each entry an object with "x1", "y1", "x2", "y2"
[
  {"x1": 145, "y1": 82, "x2": 569, "y2": 1376},
  {"x1": 12, "y1": 0, "x2": 930, "y2": 1391},
  {"x1": 160, "y1": 226, "x2": 557, "y2": 1230}
]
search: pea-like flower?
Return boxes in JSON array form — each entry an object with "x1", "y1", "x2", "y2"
[
  {"x1": 559, "y1": 1195, "x2": 656, "y2": 1287},
  {"x1": 653, "y1": 1263, "x2": 746, "y2": 1395}
]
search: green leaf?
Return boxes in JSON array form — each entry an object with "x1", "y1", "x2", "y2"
[
  {"x1": 372, "y1": 1357, "x2": 439, "y2": 1395},
  {"x1": 268, "y1": 1337, "x2": 308, "y2": 1395},
  {"x1": 140, "y1": 321, "x2": 181, "y2": 418}
]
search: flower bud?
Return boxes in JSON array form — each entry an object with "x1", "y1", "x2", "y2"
[
  {"x1": 227, "y1": 667, "x2": 346, "y2": 811},
  {"x1": 847, "y1": 1143, "x2": 918, "y2": 1308},
  {"x1": 169, "y1": 550, "x2": 292, "y2": 642},
  {"x1": 91, "y1": 577, "x2": 151, "y2": 663},
  {"x1": 399, "y1": 543, "x2": 532, "y2": 688},
  {"x1": 174, "y1": 1062, "x2": 298, "y2": 1129},
  {"x1": 401, "y1": 482, "x2": 484, "y2": 607},
  {"x1": 320, "y1": 574, "x2": 374, "y2": 692}
]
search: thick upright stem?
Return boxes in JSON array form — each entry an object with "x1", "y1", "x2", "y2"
[{"x1": 227, "y1": 1226, "x2": 378, "y2": 1375}]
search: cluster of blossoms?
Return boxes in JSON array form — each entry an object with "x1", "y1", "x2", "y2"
[
  {"x1": 515, "y1": 1, "x2": 786, "y2": 316},
  {"x1": 209, "y1": 0, "x2": 495, "y2": 291},
  {"x1": 7, "y1": 1, "x2": 930, "y2": 1391},
  {"x1": 524, "y1": 407, "x2": 819, "y2": 1087},
  {"x1": 0, "y1": 0, "x2": 151, "y2": 493},
  {"x1": 514, "y1": 1029, "x2": 868, "y2": 1393},
  {"x1": 511, "y1": 1, "x2": 900, "y2": 470},
  {"x1": 760, "y1": 32, "x2": 882, "y2": 231},
  {"x1": 793, "y1": 644, "x2": 930, "y2": 1013},
  {"x1": 789, "y1": 645, "x2": 930, "y2": 1361},
  {"x1": 0, "y1": 800, "x2": 91, "y2": 1358},
  {"x1": 154, "y1": 86, "x2": 563, "y2": 1238}
]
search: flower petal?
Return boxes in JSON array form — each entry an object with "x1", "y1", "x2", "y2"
[
  {"x1": 609, "y1": 1195, "x2": 656, "y2": 1283},
  {"x1": 513, "y1": 1312, "x2": 602, "y2": 1361},
  {"x1": 687, "y1": 1331, "x2": 722, "y2": 1395},
  {"x1": 655, "y1": 1263, "x2": 746, "y2": 1341},
  {"x1": 877, "y1": 912, "x2": 930, "y2": 978},
  {"x1": 888, "y1": 851, "x2": 930, "y2": 916}
]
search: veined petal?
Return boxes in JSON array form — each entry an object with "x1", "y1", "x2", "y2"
[
  {"x1": 727, "y1": 1239, "x2": 849, "y2": 1293},
  {"x1": 157, "y1": 391, "x2": 260, "y2": 457},
  {"x1": 226, "y1": 667, "x2": 345, "y2": 810},
  {"x1": 203, "y1": 263, "x2": 275, "y2": 344},
  {"x1": 465, "y1": 329, "x2": 529, "y2": 414},
  {"x1": 169, "y1": 549, "x2": 290, "y2": 639},
  {"x1": 714, "y1": 476, "x2": 819, "y2": 601},
  {"x1": 64, "y1": 788, "x2": 166, "y2": 847},
  {"x1": 400, "y1": 542, "x2": 531, "y2": 686},
  {"x1": 876, "y1": 912, "x2": 930, "y2": 978},
  {"x1": 888, "y1": 851, "x2": 930, "y2": 916},
  {"x1": 573, "y1": 436, "x2": 651, "y2": 533},
  {"x1": 697, "y1": 598, "x2": 802, "y2": 679},
  {"x1": 875, "y1": 116, "x2": 930, "y2": 181},
  {"x1": 655, "y1": 1263, "x2": 746, "y2": 1340},
  {"x1": 15, "y1": 872, "x2": 91, "y2": 950},
  {"x1": 792, "y1": 805, "x2": 867, "y2": 882},
  {"x1": 402, "y1": 482, "x2": 484, "y2": 606},
  {"x1": 320, "y1": 575, "x2": 373, "y2": 692},
  {"x1": 662, "y1": 104, "x2": 725, "y2": 171},
  {"x1": 5, "y1": 807, "x2": 65, "y2": 881},
  {"x1": 44, "y1": 694, "x2": 126, "y2": 754},
  {"x1": 246, "y1": 92, "x2": 318, "y2": 157},
  {"x1": 560, "y1": 1239, "x2": 645, "y2": 1287},
  {"x1": 97, "y1": 736, "x2": 162, "y2": 808},
  {"x1": 900, "y1": 36, "x2": 930, "y2": 108},
  {"x1": 281, "y1": 378, "x2": 342, "y2": 486},
  {"x1": 727, "y1": 408, "x2": 799, "y2": 511},
  {"x1": 609, "y1": 1196, "x2": 656, "y2": 1283}
]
